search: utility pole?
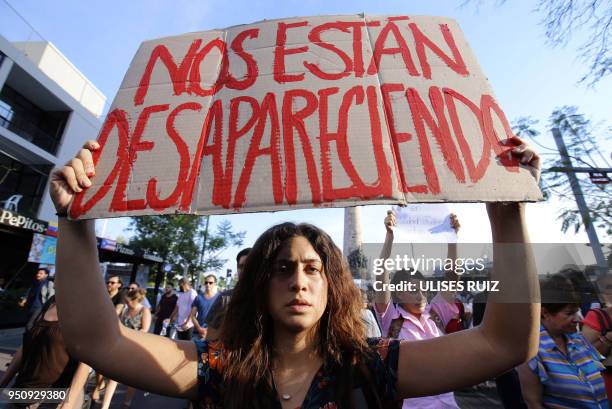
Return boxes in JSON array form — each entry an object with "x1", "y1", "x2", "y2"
[
  {"x1": 344, "y1": 206, "x2": 368, "y2": 280},
  {"x1": 343, "y1": 207, "x2": 363, "y2": 257},
  {"x1": 196, "y1": 216, "x2": 211, "y2": 289},
  {"x1": 551, "y1": 127, "x2": 607, "y2": 271}
]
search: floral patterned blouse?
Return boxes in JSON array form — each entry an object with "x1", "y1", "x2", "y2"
[{"x1": 195, "y1": 338, "x2": 402, "y2": 409}]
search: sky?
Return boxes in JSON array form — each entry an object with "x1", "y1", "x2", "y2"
[{"x1": 1, "y1": 0, "x2": 610, "y2": 276}]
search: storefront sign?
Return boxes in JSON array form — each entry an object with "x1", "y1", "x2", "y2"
[
  {"x1": 97, "y1": 237, "x2": 159, "y2": 261},
  {"x1": 0, "y1": 209, "x2": 48, "y2": 233},
  {"x1": 115, "y1": 243, "x2": 135, "y2": 256}
]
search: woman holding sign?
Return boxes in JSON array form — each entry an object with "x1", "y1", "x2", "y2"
[
  {"x1": 374, "y1": 211, "x2": 461, "y2": 409},
  {"x1": 50, "y1": 137, "x2": 540, "y2": 408}
]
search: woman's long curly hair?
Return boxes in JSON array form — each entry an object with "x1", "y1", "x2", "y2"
[{"x1": 220, "y1": 222, "x2": 377, "y2": 408}]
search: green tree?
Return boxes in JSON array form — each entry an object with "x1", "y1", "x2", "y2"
[
  {"x1": 513, "y1": 106, "x2": 611, "y2": 237},
  {"x1": 129, "y1": 215, "x2": 245, "y2": 283},
  {"x1": 464, "y1": 0, "x2": 612, "y2": 85}
]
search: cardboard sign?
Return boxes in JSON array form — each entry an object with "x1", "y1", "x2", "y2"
[{"x1": 70, "y1": 14, "x2": 542, "y2": 219}]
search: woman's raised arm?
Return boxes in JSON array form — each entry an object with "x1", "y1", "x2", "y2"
[
  {"x1": 52, "y1": 141, "x2": 199, "y2": 399},
  {"x1": 394, "y1": 137, "x2": 541, "y2": 399},
  {"x1": 374, "y1": 211, "x2": 396, "y2": 312}
]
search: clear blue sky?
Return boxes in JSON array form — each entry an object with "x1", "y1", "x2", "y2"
[{"x1": 2, "y1": 0, "x2": 610, "y2": 274}]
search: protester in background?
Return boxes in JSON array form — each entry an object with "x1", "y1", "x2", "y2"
[
  {"x1": 106, "y1": 275, "x2": 124, "y2": 306},
  {"x1": 375, "y1": 211, "x2": 460, "y2": 408},
  {"x1": 561, "y1": 267, "x2": 600, "y2": 316},
  {"x1": 456, "y1": 290, "x2": 474, "y2": 328},
  {"x1": 518, "y1": 274, "x2": 608, "y2": 408},
  {"x1": 0, "y1": 296, "x2": 85, "y2": 409},
  {"x1": 18, "y1": 267, "x2": 55, "y2": 331},
  {"x1": 100, "y1": 289, "x2": 151, "y2": 409},
  {"x1": 360, "y1": 289, "x2": 381, "y2": 337},
  {"x1": 428, "y1": 214, "x2": 466, "y2": 335},
  {"x1": 91, "y1": 274, "x2": 124, "y2": 403},
  {"x1": 472, "y1": 291, "x2": 528, "y2": 409},
  {"x1": 167, "y1": 278, "x2": 197, "y2": 340},
  {"x1": 127, "y1": 281, "x2": 151, "y2": 309},
  {"x1": 204, "y1": 248, "x2": 251, "y2": 340},
  {"x1": 190, "y1": 274, "x2": 220, "y2": 340},
  {"x1": 153, "y1": 282, "x2": 178, "y2": 336},
  {"x1": 581, "y1": 273, "x2": 612, "y2": 402},
  {"x1": 52, "y1": 138, "x2": 541, "y2": 408}
]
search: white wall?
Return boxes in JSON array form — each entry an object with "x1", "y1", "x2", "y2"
[{"x1": 12, "y1": 41, "x2": 106, "y2": 117}]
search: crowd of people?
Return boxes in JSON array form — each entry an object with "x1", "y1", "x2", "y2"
[
  {"x1": 0, "y1": 137, "x2": 609, "y2": 409},
  {"x1": 363, "y1": 211, "x2": 611, "y2": 409},
  {"x1": 0, "y1": 250, "x2": 253, "y2": 408}
]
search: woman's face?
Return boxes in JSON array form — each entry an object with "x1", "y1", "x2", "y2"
[
  {"x1": 543, "y1": 305, "x2": 581, "y2": 335},
  {"x1": 126, "y1": 298, "x2": 141, "y2": 309},
  {"x1": 267, "y1": 236, "x2": 328, "y2": 334},
  {"x1": 397, "y1": 279, "x2": 427, "y2": 316}
]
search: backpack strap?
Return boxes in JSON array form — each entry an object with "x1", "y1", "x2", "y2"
[
  {"x1": 592, "y1": 309, "x2": 612, "y2": 336},
  {"x1": 387, "y1": 317, "x2": 404, "y2": 339},
  {"x1": 457, "y1": 301, "x2": 465, "y2": 316},
  {"x1": 600, "y1": 309, "x2": 612, "y2": 330},
  {"x1": 385, "y1": 304, "x2": 405, "y2": 339}
]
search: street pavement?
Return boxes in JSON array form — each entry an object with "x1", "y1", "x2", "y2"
[{"x1": 1, "y1": 327, "x2": 503, "y2": 408}]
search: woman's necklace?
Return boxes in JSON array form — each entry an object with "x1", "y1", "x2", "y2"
[{"x1": 271, "y1": 364, "x2": 319, "y2": 402}]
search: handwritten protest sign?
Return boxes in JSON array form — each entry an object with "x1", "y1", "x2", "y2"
[
  {"x1": 70, "y1": 14, "x2": 542, "y2": 219},
  {"x1": 392, "y1": 204, "x2": 458, "y2": 243}
]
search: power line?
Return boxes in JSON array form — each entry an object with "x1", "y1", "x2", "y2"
[{"x1": 1, "y1": 0, "x2": 46, "y2": 41}]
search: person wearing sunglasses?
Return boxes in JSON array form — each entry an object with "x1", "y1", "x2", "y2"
[
  {"x1": 190, "y1": 275, "x2": 220, "y2": 340},
  {"x1": 91, "y1": 276, "x2": 125, "y2": 403},
  {"x1": 106, "y1": 276, "x2": 123, "y2": 306}
]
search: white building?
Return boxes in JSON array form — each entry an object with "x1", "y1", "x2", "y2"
[
  {"x1": 0, "y1": 33, "x2": 105, "y2": 289},
  {"x1": 0, "y1": 34, "x2": 105, "y2": 222}
]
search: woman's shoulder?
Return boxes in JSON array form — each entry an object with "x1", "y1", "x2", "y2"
[
  {"x1": 366, "y1": 337, "x2": 400, "y2": 355},
  {"x1": 362, "y1": 338, "x2": 402, "y2": 403},
  {"x1": 194, "y1": 339, "x2": 225, "y2": 353},
  {"x1": 364, "y1": 337, "x2": 402, "y2": 373},
  {"x1": 194, "y1": 339, "x2": 226, "y2": 406},
  {"x1": 570, "y1": 331, "x2": 601, "y2": 352},
  {"x1": 195, "y1": 340, "x2": 227, "y2": 375},
  {"x1": 583, "y1": 309, "x2": 607, "y2": 331}
]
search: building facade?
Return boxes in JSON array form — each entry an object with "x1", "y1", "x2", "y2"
[{"x1": 0, "y1": 34, "x2": 105, "y2": 289}]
